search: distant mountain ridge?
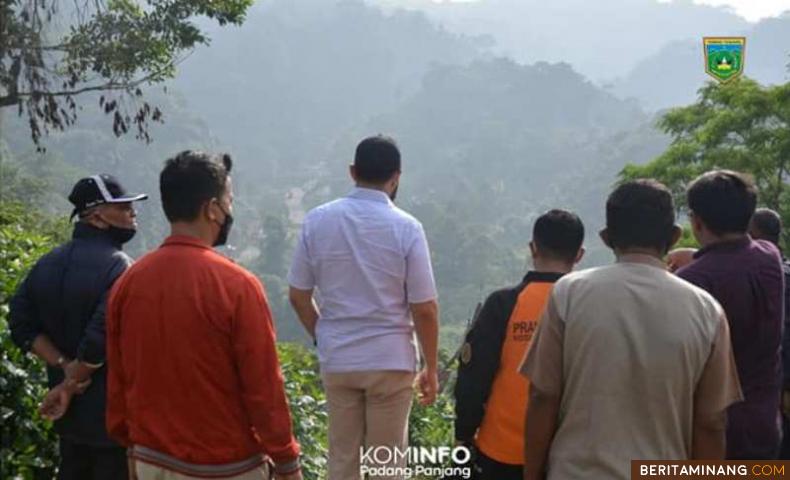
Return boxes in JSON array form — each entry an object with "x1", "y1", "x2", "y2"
[
  {"x1": 611, "y1": 14, "x2": 790, "y2": 111},
  {"x1": 376, "y1": 0, "x2": 750, "y2": 80}
]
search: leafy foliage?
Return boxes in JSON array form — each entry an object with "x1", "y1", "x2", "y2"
[
  {"x1": 0, "y1": 0, "x2": 253, "y2": 145},
  {"x1": 0, "y1": 201, "x2": 67, "y2": 479},
  {"x1": 278, "y1": 343, "x2": 328, "y2": 480}
]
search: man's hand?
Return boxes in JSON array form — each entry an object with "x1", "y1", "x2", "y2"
[
  {"x1": 288, "y1": 287, "x2": 319, "y2": 340},
  {"x1": 415, "y1": 368, "x2": 438, "y2": 406},
  {"x1": 39, "y1": 384, "x2": 73, "y2": 421},
  {"x1": 39, "y1": 378, "x2": 91, "y2": 420},
  {"x1": 410, "y1": 299, "x2": 439, "y2": 406}
]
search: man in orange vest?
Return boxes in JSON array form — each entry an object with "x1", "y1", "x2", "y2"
[{"x1": 454, "y1": 209, "x2": 584, "y2": 479}]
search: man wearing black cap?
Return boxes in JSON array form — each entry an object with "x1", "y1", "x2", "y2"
[{"x1": 9, "y1": 174, "x2": 147, "y2": 480}]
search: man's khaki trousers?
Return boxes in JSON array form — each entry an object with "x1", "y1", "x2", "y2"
[{"x1": 322, "y1": 370, "x2": 416, "y2": 480}]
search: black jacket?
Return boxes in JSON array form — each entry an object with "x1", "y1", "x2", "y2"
[
  {"x1": 9, "y1": 223, "x2": 132, "y2": 446},
  {"x1": 453, "y1": 271, "x2": 563, "y2": 443}
]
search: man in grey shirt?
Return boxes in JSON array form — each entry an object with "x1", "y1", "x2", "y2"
[{"x1": 288, "y1": 135, "x2": 439, "y2": 480}]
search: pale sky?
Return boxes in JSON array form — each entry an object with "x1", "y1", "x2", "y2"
[
  {"x1": 677, "y1": 0, "x2": 790, "y2": 21},
  {"x1": 432, "y1": 0, "x2": 790, "y2": 22}
]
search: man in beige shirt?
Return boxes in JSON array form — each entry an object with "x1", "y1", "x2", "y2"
[{"x1": 520, "y1": 179, "x2": 743, "y2": 480}]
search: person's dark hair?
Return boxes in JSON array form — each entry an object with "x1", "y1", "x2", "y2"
[
  {"x1": 353, "y1": 135, "x2": 401, "y2": 184},
  {"x1": 687, "y1": 170, "x2": 757, "y2": 236},
  {"x1": 532, "y1": 209, "x2": 584, "y2": 263},
  {"x1": 750, "y1": 208, "x2": 782, "y2": 245},
  {"x1": 606, "y1": 179, "x2": 676, "y2": 253},
  {"x1": 160, "y1": 150, "x2": 233, "y2": 223}
]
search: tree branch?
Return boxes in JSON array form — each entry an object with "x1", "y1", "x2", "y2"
[{"x1": 0, "y1": 60, "x2": 174, "y2": 109}]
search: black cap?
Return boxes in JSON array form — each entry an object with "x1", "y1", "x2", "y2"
[{"x1": 68, "y1": 174, "x2": 148, "y2": 219}]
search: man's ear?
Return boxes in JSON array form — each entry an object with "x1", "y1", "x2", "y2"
[
  {"x1": 599, "y1": 228, "x2": 612, "y2": 249},
  {"x1": 668, "y1": 224, "x2": 683, "y2": 250},
  {"x1": 529, "y1": 241, "x2": 538, "y2": 259},
  {"x1": 88, "y1": 206, "x2": 111, "y2": 229},
  {"x1": 389, "y1": 171, "x2": 401, "y2": 188},
  {"x1": 204, "y1": 199, "x2": 219, "y2": 223},
  {"x1": 349, "y1": 165, "x2": 358, "y2": 183},
  {"x1": 689, "y1": 213, "x2": 703, "y2": 234},
  {"x1": 575, "y1": 246, "x2": 586, "y2": 265}
]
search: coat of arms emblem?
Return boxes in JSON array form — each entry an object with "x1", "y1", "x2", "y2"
[{"x1": 703, "y1": 37, "x2": 746, "y2": 83}]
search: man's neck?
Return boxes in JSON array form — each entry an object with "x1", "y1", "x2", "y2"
[
  {"x1": 614, "y1": 247, "x2": 665, "y2": 262},
  {"x1": 170, "y1": 222, "x2": 214, "y2": 246},
  {"x1": 532, "y1": 259, "x2": 573, "y2": 274},
  {"x1": 355, "y1": 182, "x2": 387, "y2": 192},
  {"x1": 699, "y1": 232, "x2": 749, "y2": 248}
]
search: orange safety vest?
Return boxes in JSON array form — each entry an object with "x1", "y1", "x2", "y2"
[{"x1": 475, "y1": 281, "x2": 555, "y2": 465}]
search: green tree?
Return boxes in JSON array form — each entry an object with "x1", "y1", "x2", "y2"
[
  {"x1": 621, "y1": 78, "x2": 790, "y2": 246},
  {"x1": 0, "y1": 0, "x2": 253, "y2": 145}
]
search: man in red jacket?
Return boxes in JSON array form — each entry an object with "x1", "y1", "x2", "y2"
[{"x1": 106, "y1": 150, "x2": 302, "y2": 479}]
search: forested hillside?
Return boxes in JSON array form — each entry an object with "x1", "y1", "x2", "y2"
[{"x1": 2, "y1": 0, "x2": 670, "y2": 344}]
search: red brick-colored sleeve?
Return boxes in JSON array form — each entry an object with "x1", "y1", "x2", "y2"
[
  {"x1": 105, "y1": 276, "x2": 130, "y2": 446},
  {"x1": 232, "y1": 275, "x2": 301, "y2": 469}
]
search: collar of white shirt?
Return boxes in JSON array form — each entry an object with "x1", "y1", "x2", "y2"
[{"x1": 348, "y1": 187, "x2": 393, "y2": 205}]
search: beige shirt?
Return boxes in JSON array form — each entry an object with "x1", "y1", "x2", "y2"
[{"x1": 520, "y1": 254, "x2": 742, "y2": 480}]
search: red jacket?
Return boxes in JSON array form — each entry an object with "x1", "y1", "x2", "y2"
[{"x1": 106, "y1": 235, "x2": 300, "y2": 475}]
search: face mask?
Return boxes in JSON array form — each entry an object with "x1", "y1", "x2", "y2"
[
  {"x1": 107, "y1": 225, "x2": 137, "y2": 245},
  {"x1": 213, "y1": 207, "x2": 234, "y2": 247},
  {"x1": 95, "y1": 210, "x2": 136, "y2": 245}
]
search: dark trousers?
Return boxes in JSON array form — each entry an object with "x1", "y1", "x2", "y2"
[
  {"x1": 472, "y1": 450, "x2": 522, "y2": 480},
  {"x1": 58, "y1": 438, "x2": 128, "y2": 480},
  {"x1": 780, "y1": 413, "x2": 790, "y2": 459}
]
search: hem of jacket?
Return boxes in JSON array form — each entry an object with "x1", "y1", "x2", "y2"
[
  {"x1": 130, "y1": 445, "x2": 266, "y2": 479},
  {"x1": 272, "y1": 457, "x2": 301, "y2": 475}
]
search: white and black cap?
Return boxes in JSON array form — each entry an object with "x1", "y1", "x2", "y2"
[{"x1": 68, "y1": 174, "x2": 148, "y2": 219}]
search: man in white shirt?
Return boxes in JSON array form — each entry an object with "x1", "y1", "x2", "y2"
[{"x1": 288, "y1": 135, "x2": 439, "y2": 480}]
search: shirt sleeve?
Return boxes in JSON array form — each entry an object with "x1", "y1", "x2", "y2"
[
  {"x1": 106, "y1": 276, "x2": 130, "y2": 446},
  {"x1": 519, "y1": 292, "x2": 564, "y2": 397},
  {"x1": 77, "y1": 254, "x2": 131, "y2": 365},
  {"x1": 405, "y1": 222, "x2": 438, "y2": 304},
  {"x1": 233, "y1": 276, "x2": 301, "y2": 471},
  {"x1": 8, "y1": 266, "x2": 42, "y2": 352},
  {"x1": 694, "y1": 311, "x2": 744, "y2": 416},
  {"x1": 287, "y1": 223, "x2": 315, "y2": 291},
  {"x1": 453, "y1": 292, "x2": 510, "y2": 442}
]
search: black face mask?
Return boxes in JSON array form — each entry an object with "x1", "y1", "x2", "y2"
[
  {"x1": 214, "y1": 208, "x2": 234, "y2": 247},
  {"x1": 107, "y1": 225, "x2": 137, "y2": 245}
]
